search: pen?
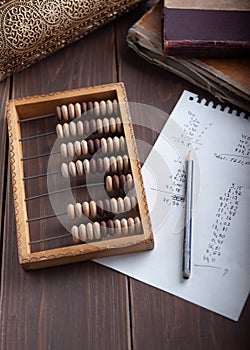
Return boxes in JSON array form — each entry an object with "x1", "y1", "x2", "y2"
[{"x1": 183, "y1": 150, "x2": 194, "y2": 279}]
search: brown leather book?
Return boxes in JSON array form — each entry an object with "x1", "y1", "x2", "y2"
[{"x1": 163, "y1": 0, "x2": 250, "y2": 57}]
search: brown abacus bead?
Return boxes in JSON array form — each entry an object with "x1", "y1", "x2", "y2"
[
  {"x1": 56, "y1": 106, "x2": 63, "y2": 121},
  {"x1": 97, "y1": 200, "x2": 104, "y2": 217},
  {"x1": 82, "y1": 102, "x2": 87, "y2": 114},
  {"x1": 104, "y1": 198, "x2": 111, "y2": 215},
  {"x1": 100, "y1": 221, "x2": 107, "y2": 237},
  {"x1": 96, "y1": 157, "x2": 103, "y2": 172},
  {"x1": 90, "y1": 159, "x2": 97, "y2": 174},
  {"x1": 88, "y1": 139, "x2": 94, "y2": 154},
  {"x1": 94, "y1": 138, "x2": 101, "y2": 152},
  {"x1": 90, "y1": 119, "x2": 96, "y2": 133},
  {"x1": 113, "y1": 174, "x2": 120, "y2": 191},
  {"x1": 83, "y1": 120, "x2": 90, "y2": 134},
  {"x1": 107, "y1": 219, "x2": 115, "y2": 236},
  {"x1": 119, "y1": 174, "x2": 126, "y2": 191},
  {"x1": 87, "y1": 101, "x2": 94, "y2": 115}
]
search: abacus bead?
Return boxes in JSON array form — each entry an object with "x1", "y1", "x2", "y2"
[
  {"x1": 126, "y1": 174, "x2": 133, "y2": 190},
  {"x1": 128, "y1": 217, "x2": 135, "y2": 235},
  {"x1": 124, "y1": 196, "x2": 131, "y2": 212},
  {"x1": 110, "y1": 197, "x2": 118, "y2": 214},
  {"x1": 117, "y1": 197, "x2": 125, "y2": 213},
  {"x1": 68, "y1": 103, "x2": 75, "y2": 120},
  {"x1": 106, "y1": 100, "x2": 113, "y2": 115},
  {"x1": 90, "y1": 159, "x2": 97, "y2": 174},
  {"x1": 94, "y1": 138, "x2": 101, "y2": 152},
  {"x1": 113, "y1": 136, "x2": 120, "y2": 153},
  {"x1": 83, "y1": 159, "x2": 90, "y2": 174},
  {"x1": 120, "y1": 136, "x2": 126, "y2": 152},
  {"x1": 67, "y1": 204, "x2": 75, "y2": 220},
  {"x1": 79, "y1": 224, "x2": 87, "y2": 241},
  {"x1": 131, "y1": 195, "x2": 137, "y2": 210},
  {"x1": 69, "y1": 162, "x2": 76, "y2": 177},
  {"x1": 96, "y1": 157, "x2": 103, "y2": 172},
  {"x1": 109, "y1": 117, "x2": 116, "y2": 133},
  {"x1": 103, "y1": 157, "x2": 110, "y2": 172},
  {"x1": 77, "y1": 121, "x2": 84, "y2": 136},
  {"x1": 63, "y1": 123, "x2": 70, "y2": 138},
  {"x1": 86, "y1": 223, "x2": 94, "y2": 240},
  {"x1": 90, "y1": 118, "x2": 96, "y2": 133},
  {"x1": 75, "y1": 202, "x2": 82, "y2": 219},
  {"x1": 67, "y1": 142, "x2": 75, "y2": 158},
  {"x1": 123, "y1": 155, "x2": 129, "y2": 170},
  {"x1": 69, "y1": 121, "x2": 77, "y2": 137},
  {"x1": 116, "y1": 117, "x2": 123, "y2": 133},
  {"x1": 56, "y1": 124, "x2": 63, "y2": 138},
  {"x1": 103, "y1": 118, "x2": 109, "y2": 133},
  {"x1": 94, "y1": 101, "x2": 100, "y2": 116},
  {"x1": 113, "y1": 174, "x2": 120, "y2": 191},
  {"x1": 134, "y1": 217, "x2": 141, "y2": 233},
  {"x1": 93, "y1": 222, "x2": 101, "y2": 240},
  {"x1": 110, "y1": 156, "x2": 117, "y2": 172},
  {"x1": 104, "y1": 198, "x2": 111, "y2": 214},
  {"x1": 90, "y1": 200, "x2": 97, "y2": 218},
  {"x1": 56, "y1": 106, "x2": 62, "y2": 121},
  {"x1": 61, "y1": 105, "x2": 69, "y2": 121},
  {"x1": 114, "y1": 219, "x2": 122, "y2": 236},
  {"x1": 101, "y1": 138, "x2": 107, "y2": 153},
  {"x1": 74, "y1": 140, "x2": 81, "y2": 156},
  {"x1": 97, "y1": 200, "x2": 104, "y2": 216},
  {"x1": 106, "y1": 175, "x2": 113, "y2": 192},
  {"x1": 82, "y1": 201, "x2": 90, "y2": 218},
  {"x1": 61, "y1": 163, "x2": 69, "y2": 178},
  {"x1": 60, "y1": 143, "x2": 68, "y2": 158},
  {"x1": 75, "y1": 103, "x2": 81, "y2": 117},
  {"x1": 113, "y1": 99, "x2": 119, "y2": 114},
  {"x1": 107, "y1": 219, "x2": 115, "y2": 236},
  {"x1": 117, "y1": 155, "x2": 123, "y2": 172},
  {"x1": 88, "y1": 139, "x2": 94, "y2": 154},
  {"x1": 71, "y1": 225, "x2": 80, "y2": 243},
  {"x1": 100, "y1": 100, "x2": 106, "y2": 115},
  {"x1": 87, "y1": 101, "x2": 93, "y2": 115},
  {"x1": 121, "y1": 218, "x2": 128, "y2": 235},
  {"x1": 81, "y1": 140, "x2": 88, "y2": 155},
  {"x1": 100, "y1": 221, "x2": 107, "y2": 237},
  {"x1": 76, "y1": 160, "x2": 83, "y2": 176},
  {"x1": 83, "y1": 120, "x2": 90, "y2": 135},
  {"x1": 119, "y1": 174, "x2": 126, "y2": 191},
  {"x1": 96, "y1": 119, "x2": 103, "y2": 134},
  {"x1": 107, "y1": 137, "x2": 113, "y2": 153},
  {"x1": 82, "y1": 102, "x2": 87, "y2": 114}
]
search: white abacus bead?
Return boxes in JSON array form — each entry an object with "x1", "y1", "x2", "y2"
[
  {"x1": 61, "y1": 105, "x2": 69, "y2": 121},
  {"x1": 75, "y1": 103, "x2": 81, "y2": 117},
  {"x1": 103, "y1": 118, "x2": 109, "y2": 133},
  {"x1": 83, "y1": 159, "x2": 90, "y2": 174},
  {"x1": 127, "y1": 217, "x2": 135, "y2": 235},
  {"x1": 101, "y1": 138, "x2": 107, "y2": 154},
  {"x1": 106, "y1": 176, "x2": 113, "y2": 192},
  {"x1": 131, "y1": 195, "x2": 137, "y2": 210},
  {"x1": 60, "y1": 143, "x2": 68, "y2": 158},
  {"x1": 100, "y1": 100, "x2": 106, "y2": 115},
  {"x1": 134, "y1": 217, "x2": 141, "y2": 233},
  {"x1": 110, "y1": 198, "x2": 118, "y2": 214},
  {"x1": 69, "y1": 121, "x2": 77, "y2": 137},
  {"x1": 113, "y1": 99, "x2": 118, "y2": 114},
  {"x1": 103, "y1": 157, "x2": 110, "y2": 172},
  {"x1": 110, "y1": 156, "x2": 117, "y2": 172},
  {"x1": 106, "y1": 100, "x2": 113, "y2": 115},
  {"x1": 123, "y1": 155, "x2": 129, "y2": 170},
  {"x1": 81, "y1": 140, "x2": 88, "y2": 156},
  {"x1": 96, "y1": 118, "x2": 103, "y2": 134},
  {"x1": 109, "y1": 117, "x2": 116, "y2": 133},
  {"x1": 71, "y1": 225, "x2": 80, "y2": 243},
  {"x1": 69, "y1": 162, "x2": 76, "y2": 177},
  {"x1": 74, "y1": 140, "x2": 81, "y2": 156},
  {"x1": 82, "y1": 201, "x2": 90, "y2": 218},
  {"x1": 113, "y1": 136, "x2": 120, "y2": 153},
  {"x1": 89, "y1": 200, "x2": 97, "y2": 218},
  {"x1": 76, "y1": 160, "x2": 83, "y2": 176},
  {"x1": 68, "y1": 103, "x2": 75, "y2": 120},
  {"x1": 94, "y1": 101, "x2": 100, "y2": 116},
  {"x1": 93, "y1": 222, "x2": 101, "y2": 239},
  {"x1": 117, "y1": 197, "x2": 125, "y2": 213},
  {"x1": 116, "y1": 117, "x2": 122, "y2": 133},
  {"x1": 86, "y1": 223, "x2": 94, "y2": 240},
  {"x1": 79, "y1": 224, "x2": 87, "y2": 241},
  {"x1": 121, "y1": 218, "x2": 128, "y2": 235},
  {"x1": 67, "y1": 142, "x2": 75, "y2": 158},
  {"x1": 56, "y1": 124, "x2": 63, "y2": 139},
  {"x1": 75, "y1": 202, "x2": 82, "y2": 219},
  {"x1": 126, "y1": 174, "x2": 133, "y2": 190},
  {"x1": 124, "y1": 196, "x2": 131, "y2": 212},
  {"x1": 120, "y1": 136, "x2": 126, "y2": 152},
  {"x1": 63, "y1": 123, "x2": 70, "y2": 138},
  {"x1": 116, "y1": 155, "x2": 123, "y2": 172},
  {"x1": 77, "y1": 120, "x2": 84, "y2": 136},
  {"x1": 107, "y1": 137, "x2": 113, "y2": 153},
  {"x1": 67, "y1": 203, "x2": 75, "y2": 220},
  {"x1": 114, "y1": 219, "x2": 122, "y2": 236},
  {"x1": 61, "y1": 163, "x2": 69, "y2": 178}
]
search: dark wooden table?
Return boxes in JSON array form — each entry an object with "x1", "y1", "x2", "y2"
[{"x1": 0, "y1": 3, "x2": 249, "y2": 350}]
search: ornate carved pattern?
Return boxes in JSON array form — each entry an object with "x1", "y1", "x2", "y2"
[{"x1": 0, "y1": 0, "x2": 141, "y2": 81}]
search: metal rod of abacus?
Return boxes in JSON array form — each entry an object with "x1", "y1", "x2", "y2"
[
  {"x1": 18, "y1": 113, "x2": 56, "y2": 123},
  {"x1": 19, "y1": 130, "x2": 56, "y2": 141},
  {"x1": 23, "y1": 170, "x2": 61, "y2": 180},
  {"x1": 21, "y1": 150, "x2": 59, "y2": 161},
  {"x1": 29, "y1": 233, "x2": 72, "y2": 245}
]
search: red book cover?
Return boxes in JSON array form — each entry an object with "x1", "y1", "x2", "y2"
[{"x1": 163, "y1": 0, "x2": 250, "y2": 57}]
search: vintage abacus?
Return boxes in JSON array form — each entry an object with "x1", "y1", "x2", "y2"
[{"x1": 7, "y1": 83, "x2": 154, "y2": 270}]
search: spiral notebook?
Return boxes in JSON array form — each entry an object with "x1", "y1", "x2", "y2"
[{"x1": 97, "y1": 90, "x2": 250, "y2": 321}]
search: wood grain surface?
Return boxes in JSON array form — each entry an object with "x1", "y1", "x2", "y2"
[{"x1": 0, "y1": 2, "x2": 249, "y2": 349}]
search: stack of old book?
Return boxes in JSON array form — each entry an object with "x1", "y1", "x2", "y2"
[{"x1": 127, "y1": 0, "x2": 250, "y2": 111}]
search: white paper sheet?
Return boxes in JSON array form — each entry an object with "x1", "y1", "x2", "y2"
[{"x1": 95, "y1": 90, "x2": 250, "y2": 321}]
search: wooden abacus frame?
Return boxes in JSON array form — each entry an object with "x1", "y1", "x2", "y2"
[{"x1": 7, "y1": 83, "x2": 154, "y2": 270}]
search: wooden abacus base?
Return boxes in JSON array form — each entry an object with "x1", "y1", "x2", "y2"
[{"x1": 7, "y1": 83, "x2": 154, "y2": 270}]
